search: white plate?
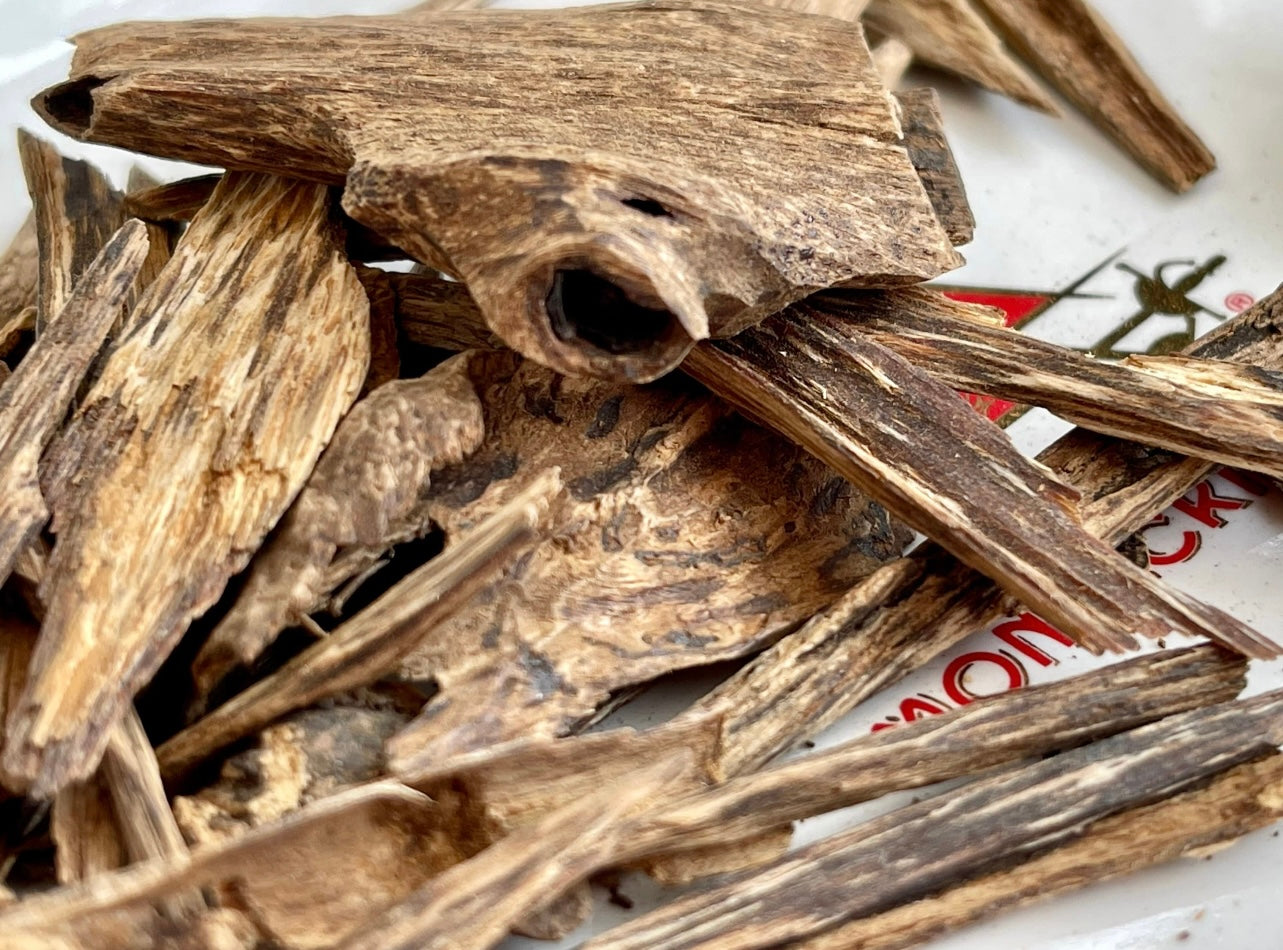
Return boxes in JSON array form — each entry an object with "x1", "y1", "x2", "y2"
[{"x1": 1, "y1": 1, "x2": 1280, "y2": 947}]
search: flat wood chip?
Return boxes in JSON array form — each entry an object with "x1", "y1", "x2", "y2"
[
  {"x1": 3, "y1": 172, "x2": 370, "y2": 798},
  {"x1": 36, "y1": 0, "x2": 960, "y2": 380}
]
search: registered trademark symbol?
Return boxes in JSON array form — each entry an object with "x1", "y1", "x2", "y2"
[{"x1": 1224, "y1": 291, "x2": 1255, "y2": 312}]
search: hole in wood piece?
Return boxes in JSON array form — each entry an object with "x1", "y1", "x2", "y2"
[
  {"x1": 620, "y1": 196, "x2": 672, "y2": 218},
  {"x1": 38, "y1": 77, "x2": 107, "y2": 135},
  {"x1": 546, "y1": 269, "x2": 683, "y2": 356}
]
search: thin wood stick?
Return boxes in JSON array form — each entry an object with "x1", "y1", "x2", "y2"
[
  {"x1": 863, "y1": 0, "x2": 1055, "y2": 112},
  {"x1": 586, "y1": 689, "x2": 1283, "y2": 950},
  {"x1": 18, "y1": 132, "x2": 128, "y2": 335},
  {"x1": 34, "y1": 0, "x2": 960, "y2": 381},
  {"x1": 0, "y1": 220, "x2": 149, "y2": 592},
  {"x1": 795, "y1": 753, "x2": 1283, "y2": 950},
  {"x1": 970, "y1": 0, "x2": 1215, "y2": 191},
  {"x1": 683, "y1": 305, "x2": 1278, "y2": 659},
  {"x1": 156, "y1": 471, "x2": 561, "y2": 779},
  {"x1": 99, "y1": 711, "x2": 201, "y2": 919},
  {"x1": 895, "y1": 89, "x2": 973, "y2": 246},
  {"x1": 0, "y1": 214, "x2": 36, "y2": 360},
  {"x1": 685, "y1": 286, "x2": 1283, "y2": 779},
  {"x1": 340, "y1": 756, "x2": 692, "y2": 950},
  {"x1": 4, "y1": 173, "x2": 371, "y2": 798},
  {"x1": 401, "y1": 641, "x2": 1243, "y2": 854},
  {"x1": 837, "y1": 287, "x2": 1283, "y2": 478}
]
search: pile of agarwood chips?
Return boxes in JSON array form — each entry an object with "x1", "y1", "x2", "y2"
[{"x1": 2, "y1": 0, "x2": 1282, "y2": 947}]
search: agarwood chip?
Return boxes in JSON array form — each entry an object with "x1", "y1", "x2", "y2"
[
  {"x1": 836, "y1": 287, "x2": 1283, "y2": 478},
  {"x1": 586, "y1": 689, "x2": 1283, "y2": 949},
  {"x1": 0, "y1": 783, "x2": 454, "y2": 950},
  {"x1": 191, "y1": 357, "x2": 487, "y2": 700},
  {"x1": 685, "y1": 303, "x2": 1280, "y2": 659},
  {"x1": 3, "y1": 172, "x2": 370, "y2": 798},
  {"x1": 383, "y1": 354, "x2": 909, "y2": 774},
  {"x1": 864, "y1": 0, "x2": 1055, "y2": 112},
  {"x1": 795, "y1": 753, "x2": 1283, "y2": 949},
  {"x1": 0, "y1": 215, "x2": 36, "y2": 360},
  {"x1": 895, "y1": 89, "x2": 974, "y2": 246},
  {"x1": 156, "y1": 472, "x2": 561, "y2": 779},
  {"x1": 0, "y1": 220, "x2": 149, "y2": 594},
  {"x1": 970, "y1": 0, "x2": 1215, "y2": 191},
  {"x1": 35, "y1": 0, "x2": 960, "y2": 380},
  {"x1": 18, "y1": 132, "x2": 129, "y2": 336}
]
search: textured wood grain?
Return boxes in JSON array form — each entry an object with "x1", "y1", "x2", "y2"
[
  {"x1": 190, "y1": 357, "x2": 488, "y2": 700},
  {"x1": 35, "y1": 0, "x2": 960, "y2": 381},
  {"x1": 895, "y1": 89, "x2": 973, "y2": 246},
  {"x1": 0, "y1": 782, "x2": 449, "y2": 948},
  {"x1": 49, "y1": 776, "x2": 125, "y2": 885},
  {"x1": 864, "y1": 0, "x2": 1055, "y2": 111},
  {"x1": 588, "y1": 689, "x2": 1283, "y2": 950},
  {"x1": 684, "y1": 305, "x2": 1278, "y2": 659},
  {"x1": 3, "y1": 173, "x2": 370, "y2": 798},
  {"x1": 0, "y1": 214, "x2": 36, "y2": 360},
  {"x1": 796, "y1": 753, "x2": 1283, "y2": 949},
  {"x1": 404, "y1": 643, "x2": 1242, "y2": 878},
  {"x1": 18, "y1": 132, "x2": 129, "y2": 336},
  {"x1": 157, "y1": 473, "x2": 559, "y2": 778},
  {"x1": 839, "y1": 287, "x2": 1283, "y2": 477},
  {"x1": 380, "y1": 355, "x2": 908, "y2": 775},
  {"x1": 0, "y1": 220, "x2": 148, "y2": 593},
  {"x1": 971, "y1": 0, "x2": 1215, "y2": 191},
  {"x1": 342, "y1": 757, "x2": 691, "y2": 950}
]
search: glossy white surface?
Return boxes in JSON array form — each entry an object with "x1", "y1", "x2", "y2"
[{"x1": 1, "y1": 1, "x2": 1280, "y2": 946}]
